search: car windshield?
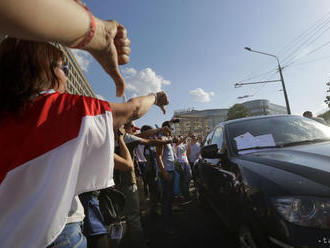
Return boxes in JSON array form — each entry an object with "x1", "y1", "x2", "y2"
[{"x1": 227, "y1": 116, "x2": 330, "y2": 155}]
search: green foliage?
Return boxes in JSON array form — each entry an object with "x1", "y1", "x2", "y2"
[
  {"x1": 226, "y1": 104, "x2": 250, "y2": 121},
  {"x1": 325, "y1": 95, "x2": 330, "y2": 108},
  {"x1": 318, "y1": 110, "x2": 330, "y2": 122},
  {"x1": 325, "y1": 82, "x2": 330, "y2": 108}
]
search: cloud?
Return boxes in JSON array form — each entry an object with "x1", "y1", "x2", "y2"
[
  {"x1": 189, "y1": 88, "x2": 214, "y2": 102},
  {"x1": 121, "y1": 67, "x2": 171, "y2": 97},
  {"x1": 70, "y1": 49, "x2": 92, "y2": 72},
  {"x1": 95, "y1": 94, "x2": 109, "y2": 101}
]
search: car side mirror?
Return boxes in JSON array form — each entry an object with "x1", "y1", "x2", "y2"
[{"x1": 201, "y1": 144, "x2": 225, "y2": 159}]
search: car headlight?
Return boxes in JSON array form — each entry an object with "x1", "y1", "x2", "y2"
[{"x1": 272, "y1": 196, "x2": 330, "y2": 229}]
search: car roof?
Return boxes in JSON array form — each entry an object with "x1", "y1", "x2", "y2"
[{"x1": 215, "y1": 114, "x2": 301, "y2": 128}]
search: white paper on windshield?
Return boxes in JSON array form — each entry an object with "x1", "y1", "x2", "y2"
[
  {"x1": 234, "y1": 132, "x2": 257, "y2": 150},
  {"x1": 254, "y1": 134, "x2": 276, "y2": 147},
  {"x1": 234, "y1": 132, "x2": 276, "y2": 152}
]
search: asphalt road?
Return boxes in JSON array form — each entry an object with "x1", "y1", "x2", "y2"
[{"x1": 140, "y1": 184, "x2": 238, "y2": 248}]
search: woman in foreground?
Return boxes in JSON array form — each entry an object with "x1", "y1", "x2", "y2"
[{"x1": 0, "y1": 38, "x2": 169, "y2": 248}]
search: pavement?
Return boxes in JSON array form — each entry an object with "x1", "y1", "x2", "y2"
[{"x1": 139, "y1": 182, "x2": 238, "y2": 248}]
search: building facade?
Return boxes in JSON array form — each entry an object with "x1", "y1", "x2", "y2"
[
  {"x1": 241, "y1": 99, "x2": 287, "y2": 116},
  {"x1": 172, "y1": 100, "x2": 286, "y2": 137},
  {"x1": 54, "y1": 43, "x2": 96, "y2": 97},
  {"x1": 172, "y1": 108, "x2": 228, "y2": 137}
]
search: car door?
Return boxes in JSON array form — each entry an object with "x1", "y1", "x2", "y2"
[
  {"x1": 202, "y1": 126, "x2": 230, "y2": 222},
  {"x1": 196, "y1": 131, "x2": 215, "y2": 197},
  {"x1": 218, "y1": 161, "x2": 241, "y2": 229}
]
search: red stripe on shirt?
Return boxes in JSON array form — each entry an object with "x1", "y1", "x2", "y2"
[{"x1": 0, "y1": 92, "x2": 112, "y2": 184}]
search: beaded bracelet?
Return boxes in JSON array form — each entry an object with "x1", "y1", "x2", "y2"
[{"x1": 71, "y1": 0, "x2": 96, "y2": 49}]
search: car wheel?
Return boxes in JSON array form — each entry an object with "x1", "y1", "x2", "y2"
[{"x1": 239, "y1": 224, "x2": 258, "y2": 248}]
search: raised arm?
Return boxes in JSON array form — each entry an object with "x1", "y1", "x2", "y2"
[
  {"x1": 156, "y1": 145, "x2": 169, "y2": 181},
  {"x1": 142, "y1": 138, "x2": 172, "y2": 147},
  {"x1": 125, "y1": 135, "x2": 171, "y2": 147},
  {"x1": 0, "y1": 0, "x2": 130, "y2": 97},
  {"x1": 110, "y1": 91, "x2": 169, "y2": 130},
  {"x1": 137, "y1": 126, "x2": 171, "y2": 138},
  {"x1": 0, "y1": 0, "x2": 91, "y2": 45},
  {"x1": 114, "y1": 130, "x2": 134, "y2": 171}
]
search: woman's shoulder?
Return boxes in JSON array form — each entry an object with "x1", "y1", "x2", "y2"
[
  {"x1": 36, "y1": 92, "x2": 112, "y2": 117},
  {"x1": 58, "y1": 92, "x2": 111, "y2": 111}
]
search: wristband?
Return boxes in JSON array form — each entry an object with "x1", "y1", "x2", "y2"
[{"x1": 71, "y1": 1, "x2": 96, "y2": 49}]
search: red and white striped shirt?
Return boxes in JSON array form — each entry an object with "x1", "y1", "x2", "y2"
[{"x1": 0, "y1": 91, "x2": 115, "y2": 248}]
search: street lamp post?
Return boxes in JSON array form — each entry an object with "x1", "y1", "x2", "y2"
[{"x1": 244, "y1": 47, "x2": 291, "y2": 114}]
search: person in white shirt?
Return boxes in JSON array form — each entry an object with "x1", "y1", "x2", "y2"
[
  {"x1": 155, "y1": 121, "x2": 178, "y2": 233},
  {"x1": 187, "y1": 134, "x2": 201, "y2": 170},
  {"x1": 116, "y1": 122, "x2": 171, "y2": 248},
  {"x1": 175, "y1": 136, "x2": 192, "y2": 204}
]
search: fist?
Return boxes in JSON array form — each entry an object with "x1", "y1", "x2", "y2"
[
  {"x1": 155, "y1": 91, "x2": 169, "y2": 114},
  {"x1": 114, "y1": 24, "x2": 131, "y2": 65},
  {"x1": 162, "y1": 126, "x2": 172, "y2": 136}
]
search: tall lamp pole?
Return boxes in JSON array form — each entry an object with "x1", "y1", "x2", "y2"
[{"x1": 244, "y1": 47, "x2": 291, "y2": 114}]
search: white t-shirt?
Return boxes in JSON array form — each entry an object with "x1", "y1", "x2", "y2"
[
  {"x1": 161, "y1": 136, "x2": 175, "y2": 171},
  {"x1": 188, "y1": 142, "x2": 201, "y2": 163},
  {"x1": 134, "y1": 144, "x2": 147, "y2": 163},
  {"x1": 124, "y1": 133, "x2": 143, "y2": 144},
  {"x1": 176, "y1": 143, "x2": 189, "y2": 163}
]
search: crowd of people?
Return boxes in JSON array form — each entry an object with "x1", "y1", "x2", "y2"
[
  {"x1": 0, "y1": 1, "x2": 203, "y2": 248},
  {"x1": 113, "y1": 121, "x2": 203, "y2": 248}
]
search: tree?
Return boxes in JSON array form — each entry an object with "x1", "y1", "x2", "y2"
[
  {"x1": 226, "y1": 104, "x2": 250, "y2": 121},
  {"x1": 325, "y1": 81, "x2": 330, "y2": 108},
  {"x1": 318, "y1": 110, "x2": 330, "y2": 124}
]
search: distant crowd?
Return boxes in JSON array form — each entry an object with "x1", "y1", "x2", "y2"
[{"x1": 107, "y1": 120, "x2": 203, "y2": 248}]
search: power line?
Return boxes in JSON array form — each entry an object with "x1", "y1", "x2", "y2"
[
  {"x1": 237, "y1": 13, "x2": 330, "y2": 104},
  {"x1": 237, "y1": 67, "x2": 278, "y2": 83},
  {"x1": 248, "y1": 72, "x2": 278, "y2": 98},
  {"x1": 276, "y1": 12, "x2": 330, "y2": 57},
  {"x1": 238, "y1": 13, "x2": 330, "y2": 87},
  {"x1": 281, "y1": 16, "x2": 330, "y2": 66},
  {"x1": 284, "y1": 40, "x2": 330, "y2": 68},
  {"x1": 284, "y1": 54, "x2": 330, "y2": 68}
]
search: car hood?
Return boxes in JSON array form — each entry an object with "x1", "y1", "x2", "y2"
[{"x1": 237, "y1": 141, "x2": 330, "y2": 191}]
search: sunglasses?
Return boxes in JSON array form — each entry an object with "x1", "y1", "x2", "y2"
[
  {"x1": 54, "y1": 61, "x2": 69, "y2": 76},
  {"x1": 60, "y1": 62, "x2": 69, "y2": 76}
]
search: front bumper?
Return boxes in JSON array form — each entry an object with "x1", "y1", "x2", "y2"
[{"x1": 268, "y1": 221, "x2": 330, "y2": 248}]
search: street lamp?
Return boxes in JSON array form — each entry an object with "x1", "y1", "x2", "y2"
[{"x1": 244, "y1": 47, "x2": 291, "y2": 114}]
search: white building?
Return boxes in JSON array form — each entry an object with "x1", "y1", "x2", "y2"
[
  {"x1": 242, "y1": 99, "x2": 287, "y2": 116},
  {"x1": 172, "y1": 99, "x2": 286, "y2": 137},
  {"x1": 54, "y1": 43, "x2": 96, "y2": 97},
  {"x1": 172, "y1": 108, "x2": 228, "y2": 137}
]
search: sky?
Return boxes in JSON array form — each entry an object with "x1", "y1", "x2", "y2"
[{"x1": 74, "y1": 0, "x2": 330, "y2": 128}]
